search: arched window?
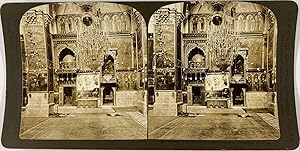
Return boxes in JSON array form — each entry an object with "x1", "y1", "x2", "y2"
[
  {"x1": 112, "y1": 15, "x2": 119, "y2": 32},
  {"x1": 124, "y1": 13, "x2": 130, "y2": 31},
  {"x1": 61, "y1": 22, "x2": 65, "y2": 34},
  {"x1": 188, "y1": 47, "x2": 206, "y2": 68},
  {"x1": 245, "y1": 15, "x2": 250, "y2": 32},
  {"x1": 59, "y1": 48, "x2": 76, "y2": 69},
  {"x1": 237, "y1": 15, "x2": 244, "y2": 32},
  {"x1": 257, "y1": 13, "x2": 264, "y2": 31},
  {"x1": 104, "y1": 15, "x2": 110, "y2": 32},
  {"x1": 200, "y1": 17, "x2": 204, "y2": 31},
  {"x1": 250, "y1": 16, "x2": 255, "y2": 32},
  {"x1": 120, "y1": 15, "x2": 126, "y2": 31},
  {"x1": 192, "y1": 17, "x2": 198, "y2": 33}
]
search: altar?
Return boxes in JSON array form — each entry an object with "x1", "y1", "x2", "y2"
[
  {"x1": 77, "y1": 98, "x2": 98, "y2": 108},
  {"x1": 206, "y1": 98, "x2": 230, "y2": 108}
]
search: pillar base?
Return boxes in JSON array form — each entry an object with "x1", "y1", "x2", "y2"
[
  {"x1": 25, "y1": 92, "x2": 54, "y2": 117},
  {"x1": 153, "y1": 90, "x2": 182, "y2": 116}
]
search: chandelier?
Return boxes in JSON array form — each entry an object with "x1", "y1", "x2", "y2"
[
  {"x1": 76, "y1": 3, "x2": 110, "y2": 71},
  {"x1": 207, "y1": 2, "x2": 241, "y2": 71},
  {"x1": 77, "y1": 27, "x2": 110, "y2": 71}
]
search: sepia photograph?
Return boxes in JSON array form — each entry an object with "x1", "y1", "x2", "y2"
[
  {"x1": 147, "y1": 1, "x2": 279, "y2": 140},
  {"x1": 18, "y1": 0, "x2": 280, "y2": 141},
  {"x1": 19, "y1": 2, "x2": 148, "y2": 140}
]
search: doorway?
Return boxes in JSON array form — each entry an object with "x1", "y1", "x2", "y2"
[
  {"x1": 233, "y1": 87, "x2": 244, "y2": 106},
  {"x1": 192, "y1": 86, "x2": 205, "y2": 106},
  {"x1": 63, "y1": 87, "x2": 75, "y2": 106},
  {"x1": 103, "y1": 87, "x2": 114, "y2": 106}
]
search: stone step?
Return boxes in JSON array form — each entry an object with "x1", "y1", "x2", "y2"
[
  {"x1": 185, "y1": 105, "x2": 246, "y2": 114},
  {"x1": 57, "y1": 106, "x2": 115, "y2": 114}
]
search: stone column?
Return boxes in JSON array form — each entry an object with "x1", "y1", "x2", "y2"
[
  {"x1": 100, "y1": 87, "x2": 104, "y2": 106},
  {"x1": 59, "y1": 86, "x2": 64, "y2": 106},
  {"x1": 229, "y1": 88, "x2": 234, "y2": 108},
  {"x1": 242, "y1": 88, "x2": 246, "y2": 107},
  {"x1": 187, "y1": 85, "x2": 193, "y2": 105},
  {"x1": 112, "y1": 87, "x2": 117, "y2": 106},
  {"x1": 23, "y1": 12, "x2": 53, "y2": 117}
]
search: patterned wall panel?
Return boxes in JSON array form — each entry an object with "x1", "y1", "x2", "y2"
[
  {"x1": 154, "y1": 24, "x2": 175, "y2": 67},
  {"x1": 109, "y1": 37, "x2": 132, "y2": 68},
  {"x1": 27, "y1": 49, "x2": 47, "y2": 70},
  {"x1": 24, "y1": 26, "x2": 45, "y2": 49},
  {"x1": 28, "y1": 72, "x2": 48, "y2": 91},
  {"x1": 240, "y1": 37, "x2": 263, "y2": 69},
  {"x1": 116, "y1": 71, "x2": 139, "y2": 90}
]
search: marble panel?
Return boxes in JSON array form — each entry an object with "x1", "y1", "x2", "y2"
[
  {"x1": 246, "y1": 92, "x2": 273, "y2": 108},
  {"x1": 25, "y1": 92, "x2": 53, "y2": 117},
  {"x1": 25, "y1": 104, "x2": 52, "y2": 117},
  {"x1": 153, "y1": 91, "x2": 182, "y2": 116},
  {"x1": 116, "y1": 90, "x2": 145, "y2": 107},
  {"x1": 137, "y1": 99, "x2": 147, "y2": 114},
  {"x1": 154, "y1": 90, "x2": 177, "y2": 103},
  {"x1": 153, "y1": 102, "x2": 182, "y2": 116},
  {"x1": 27, "y1": 92, "x2": 49, "y2": 104}
]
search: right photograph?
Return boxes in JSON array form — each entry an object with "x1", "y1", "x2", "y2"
[{"x1": 147, "y1": 1, "x2": 279, "y2": 140}]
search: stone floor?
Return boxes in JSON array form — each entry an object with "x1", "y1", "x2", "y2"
[
  {"x1": 20, "y1": 106, "x2": 280, "y2": 140},
  {"x1": 256, "y1": 113, "x2": 280, "y2": 130},
  {"x1": 20, "y1": 107, "x2": 146, "y2": 140},
  {"x1": 148, "y1": 108, "x2": 280, "y2": 140}
]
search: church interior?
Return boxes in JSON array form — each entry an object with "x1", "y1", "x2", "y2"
[
  {"x1": 18, "y1": 1, "x2": 280, "y2": 140},
  {"x1": 147, "y1": 1, "x2": 277, "y2": 116},
  {"x1": 20, "y1": 2, "x2": 147, "y2": 117},
  {"x1": 20, "y1": 1, "x2": 278, "y2": 117}
]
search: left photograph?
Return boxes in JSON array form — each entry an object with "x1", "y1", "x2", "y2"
[{"x1": 19, "y1": 2, "x2": 147, "y2": 140}]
